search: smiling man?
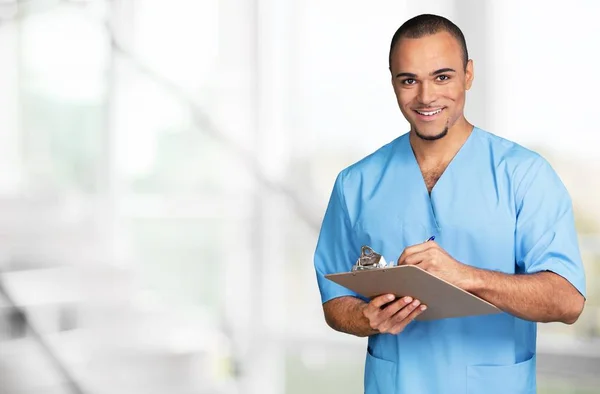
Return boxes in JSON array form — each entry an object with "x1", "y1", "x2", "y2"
[{"x1": 313, "y1": 14, "x2": 586, "y2": 394}]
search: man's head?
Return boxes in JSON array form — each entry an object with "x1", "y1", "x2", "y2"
[{"x1": 389, "y1": 14, "x2": 474, "y2": 141}]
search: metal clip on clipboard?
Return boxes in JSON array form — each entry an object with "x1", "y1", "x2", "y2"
[{"x1": 351, "y1": 246, "x2": 388, "y2": 271}]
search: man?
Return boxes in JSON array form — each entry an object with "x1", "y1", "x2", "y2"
[{"x1": 313, "y1": 14, "x2": 586, "y2": 394}]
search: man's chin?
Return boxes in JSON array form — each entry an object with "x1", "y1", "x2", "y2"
[{"x1": 414, "y1": 127, "x2": 448, "y2": 141}]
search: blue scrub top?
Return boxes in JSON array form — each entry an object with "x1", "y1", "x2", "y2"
[{"x1": 314, "y1": 127, "x2": 586, "y2": 394}]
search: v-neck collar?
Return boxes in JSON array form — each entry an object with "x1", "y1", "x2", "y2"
[
  {"x1": 398, "y1": 126, "x2": 478, "y2": 230},
  {"x1": 407, "y1": 126, "x2": 477, "y2": 195}
]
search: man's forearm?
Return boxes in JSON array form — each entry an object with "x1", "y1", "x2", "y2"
[
  {"x1": 465, "y1": 269, "x2": 584, "y2": 324},
  {"x1": 323, "y1": 296, "x2": 378, "y2": 337}
]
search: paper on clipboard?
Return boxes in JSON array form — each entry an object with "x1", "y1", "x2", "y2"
[{"x1": 325, "y1": 264, "x2": 501, "y2": 321}]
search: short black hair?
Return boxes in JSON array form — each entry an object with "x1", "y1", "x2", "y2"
[{"x1": 388, "y1": 14, "x2": 469, "y2": 70}]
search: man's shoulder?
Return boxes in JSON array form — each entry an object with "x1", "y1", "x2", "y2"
[
  {"x1": 337, "y1": 133, "x2": 407, "y2": 185},
  {"x1": 474, "y1": 127, "x2": 547, "y2": 169},
  {"x1": 475, "y1": 128, "x2": 563, "y2": 197}
]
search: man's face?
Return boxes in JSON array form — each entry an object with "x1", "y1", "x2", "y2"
[{"x1": 390, "y1": 31, "x2": 473, "y2": 141}]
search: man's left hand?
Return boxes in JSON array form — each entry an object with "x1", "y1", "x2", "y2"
[{"x1": 397, "y1": 241, "x2": 475, "y2": 290}]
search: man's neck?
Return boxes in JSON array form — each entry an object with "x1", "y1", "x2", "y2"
[{"x1": 409, "y1": 119, "x2": 474, "y2": 166}]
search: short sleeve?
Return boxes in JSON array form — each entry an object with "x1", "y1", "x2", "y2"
[
  {"x1": 515, "y1": 157, "x2": 586, "y2": 297},
  {"x1": 314, "y1": 172, "x2": 362, "y2": 304}
]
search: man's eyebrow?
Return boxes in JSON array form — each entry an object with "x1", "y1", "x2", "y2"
[
  {"x1": 431, "y1": 68, "x2": 456, "y2": 76},
  {"x1": 395, "y1": 68, "x2": 456, "y2": 79}
]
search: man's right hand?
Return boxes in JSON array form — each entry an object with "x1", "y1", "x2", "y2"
[{"x1": 362, "y1": 294, "x2": 427, "y2": 335}]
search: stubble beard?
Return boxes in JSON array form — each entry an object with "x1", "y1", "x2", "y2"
[
  {"x1": 414, "y1": 126, "x2": 448, "y2": 141},
  {"x1": 413, "y1": 117, "x2": 451, "y2": 141}
]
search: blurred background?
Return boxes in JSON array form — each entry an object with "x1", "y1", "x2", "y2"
[{"x1": 0, "y1": 0, "x2": 598, "y2": 393}]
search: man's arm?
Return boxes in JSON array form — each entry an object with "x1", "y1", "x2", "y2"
[
  {"x1": 466, "y1": 269, "x2": 584, "y2": 324},
  {"x1": 398, "y1": 242, "x2": 585, "y2": 324},
  {"x1": 323, "y1": 297, "x2": 375, "y2": 337},
  {"x1": 323, "y1": 294, "x2": 427, "y2": 337},
  {"x1": 482, "y1": 156, "x2": 586, "y2": 324}
]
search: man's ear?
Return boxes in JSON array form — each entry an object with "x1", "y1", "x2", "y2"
[{"x1": 465, "y1": 59, "x2": 474, "y2": 90}]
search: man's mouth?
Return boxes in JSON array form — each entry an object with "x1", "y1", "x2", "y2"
[{"x1": 414, "y1": 108, "x2": 444, "y2": 116}]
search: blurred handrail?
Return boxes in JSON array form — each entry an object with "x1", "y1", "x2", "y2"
[
  {"x1": 1, "y1": 0, "x2": 323, "y2": 232},
  {"x1": 0, "y1": 2, "x2": 87, "y2": 392},
  {"x1": 106, "y1": 30, "x2": 322, "y2": 232},
  {"x1": 99, "y1": 5, "x2": 322, "y2": 232},
  {"x1": 0, "y1": 277, "x2": 86, "y2": 394}
]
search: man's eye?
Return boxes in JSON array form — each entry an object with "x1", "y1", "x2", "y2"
[
  {"x1": 437, "y1": 75, "x2": 450, "y2": 81},
  {"x1": 402, "y1": 79, "x2": 416, "y2": 85}
]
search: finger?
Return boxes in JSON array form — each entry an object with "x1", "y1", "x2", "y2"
[
  {"x1": 379, "y1": 296, "x2": 414, "y2": 320},
  {"x1": 368, "y1": 294, "x2": 396, "y2": 311},
  {"x1": 377, "y1": 297, "x2": 418, "y2": 332},
  {"x1": 403, "y1": 250, "x2": 430, "y2": 266},
  {"x1": 391, "y1": 298, "x2": 422, "y2": 325},
  {"x1": 364, "y1": 294, "x2": 396, "y2": 320},
  {"x1": 397, "y1": 245, "x2": 422, "y2": 265},
  {"x1": 389, "y1": 303, "x2": 428, "y2": 334},
  {"x1": 398, "y1": 241, "x2": 437, "y2": 265},
  {"x1": 397, "y1": 249, "x2": 408, "y2": 266},
  {"x1": 415, "y1": 259, "x2": 431, "y2": 271},
  {"x1": 370, "y1": 296, "x2": 413, "y2": 329}
]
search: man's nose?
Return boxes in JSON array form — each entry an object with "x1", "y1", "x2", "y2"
[{"x1": 417, "y1": 81, "x2": 437, "y2": 105}]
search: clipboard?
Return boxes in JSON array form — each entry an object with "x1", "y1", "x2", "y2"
[{"x1": 325, "y1": 264, "x2": 501, "y2": 321}]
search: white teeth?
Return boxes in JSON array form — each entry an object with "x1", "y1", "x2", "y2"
[{"x1": 416, "y1": 109, "x2": 442, "y2": 116}]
